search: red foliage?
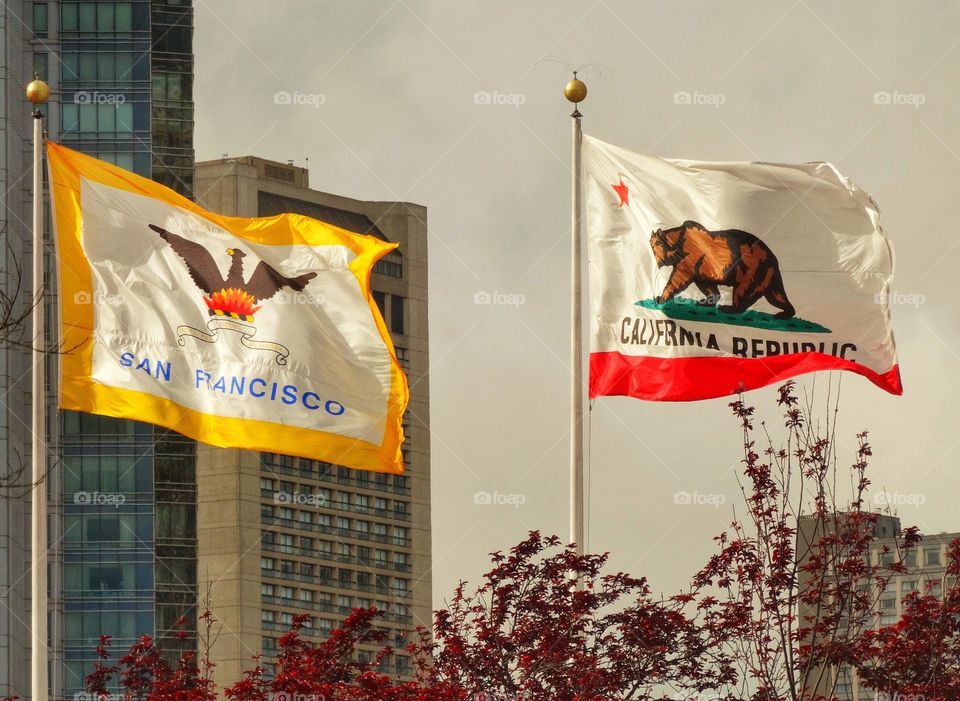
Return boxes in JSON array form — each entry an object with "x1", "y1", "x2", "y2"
[
  {"x1": 410, "y1": 531, "x2": 735, "y2": 700},
  {"x1": 82, "y1": 382, "x2": 960, "y2": 701}
]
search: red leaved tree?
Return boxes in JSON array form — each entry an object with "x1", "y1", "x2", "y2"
[
  {"x1": 853, "y1": 538, "x2": 960, "y2": 699},
  {"x1": 409, "y1": 531, "x2": 736, "y2": 701},
  {"x1": 81, "y1": 381, "x2": 960, "y2": 701}
]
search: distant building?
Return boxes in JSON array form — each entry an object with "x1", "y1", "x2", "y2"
[
  {"x1": 797, "y1": 513, "x2": 958, "y2": 700},
  {"x1": 194, "y1": 156, "x2": 431, "y2": 682}
]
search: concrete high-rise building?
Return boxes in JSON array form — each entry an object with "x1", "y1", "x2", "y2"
[
  {"x1": 193, "y1": 157, "x2": 431, "y2": 682},
  {"x1": 797, "y1": 513, "x2": 958, "y2": 700},
  {"x1": 0, "y1": 1, "x2": 196, "y2": 698}
]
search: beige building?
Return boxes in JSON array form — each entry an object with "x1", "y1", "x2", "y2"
[
  {"x1": 798, "y1": 513, "x2": 957, "y2": 700},
  {"x1": 193, "y1": 156, "x2": 431, "y2": 683}
]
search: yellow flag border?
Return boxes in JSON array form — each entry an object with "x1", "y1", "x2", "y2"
[{"x1": 47, "y1": 141, "x2": 409, "y2": 474}]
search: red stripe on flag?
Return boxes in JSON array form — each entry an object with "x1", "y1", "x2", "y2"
[{"x1": 589, "y1": 351, "x2": 902, "y2": 401}]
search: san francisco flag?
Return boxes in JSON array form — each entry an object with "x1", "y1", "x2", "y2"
[
  {"x1": 584, "y1": 135, "x2": 902, "y2": 401},
  {"x1": 48, "y1": 142, "x2": 408, "y2": 473}
]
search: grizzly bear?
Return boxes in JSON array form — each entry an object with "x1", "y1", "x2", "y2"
[{"x1": 649, "y1": 220, "x2": 795, "y2": 319}]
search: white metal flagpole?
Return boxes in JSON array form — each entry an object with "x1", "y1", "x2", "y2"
[
  {"x1": 27, "y1": 75, "x2": 50, "y2": 701},
  {"x1": 565, "y1": 74, "x2": 587, "y2": 564}
]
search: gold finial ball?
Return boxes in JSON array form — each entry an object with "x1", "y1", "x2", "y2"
[
  {"x1": 26, "y1": 79, "x2": 50, "y2": 104},
  {"x1": 564, "y1": 77, "x2": 587, "y2": 104}
]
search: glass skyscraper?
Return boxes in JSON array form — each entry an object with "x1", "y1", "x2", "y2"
[{"x1": 0, "y1": 1, "x2": 196, "y2": 697}]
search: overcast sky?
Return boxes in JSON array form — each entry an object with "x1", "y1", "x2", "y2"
[{"x1": 194, "y1": 0, "x2": 960, "y2": 603}]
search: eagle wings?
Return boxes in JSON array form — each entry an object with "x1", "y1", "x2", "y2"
[{"x1": 149, "y1": 224, "x2": 317, "y2": 302}]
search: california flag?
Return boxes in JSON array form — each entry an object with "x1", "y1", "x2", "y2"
[
  {"x1": 584, "y1": 135, "x2": 901, "y2": 401},
  {"x1": 48, "y1": 142, "x2": 408, "y2": 473}
]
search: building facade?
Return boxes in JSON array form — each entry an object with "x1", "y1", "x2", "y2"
[
  {"x1": 0, "y1": 1, "x2": 196, "y2": 698},
  {"x1": 798, "y1": 513, "x2": 958, "y2": 700},
  {"x1": 193, "y1": 156, "x2": 432, "y2": 683}
]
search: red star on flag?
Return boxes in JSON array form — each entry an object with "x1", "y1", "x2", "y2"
[{"x1": 612, "y1": 177, "x2": 629, "y2": 207}]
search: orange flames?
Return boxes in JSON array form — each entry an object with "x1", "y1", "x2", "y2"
[{"x1": 204, "y1": 288, "x2": 261, "y2": 317}]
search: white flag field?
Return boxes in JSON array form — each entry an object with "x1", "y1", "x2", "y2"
[{"x1": 583, "y1": 135, "x2": 901, "y2": 402}]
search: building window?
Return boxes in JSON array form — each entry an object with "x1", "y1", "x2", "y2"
[
  {"x1": 390, "y1": 295, "x2": 405, "y2": 335},
  {"x1": 33, "y1": 2, "x2": 48, "y2": 37},
  {"x1": 395, "y1": 346, "x2": 410, "y2": 369},
  {"x1": 33, "y1": 53, "x2": 49, "y2": 81},
  {"x1": 372, "y1": 290, "x2": 386, "y2": 318},
  {"x1": 86, "y1": 515, "x2": 121, "y2": 542},
  {"x1": 89, "y1": 566, "x2": 124, "y2": 591},
  {"x1": 373, "y1": 252, "x2": 402, "y2": 278},
  {"x1": 60, "y1": 2, "x2": 135, "y2": 32},
  {"x1": 925, "y1": 549, "x2": 942, "y2": 566}
]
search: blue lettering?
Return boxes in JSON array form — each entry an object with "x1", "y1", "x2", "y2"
[
  {"x1": 120, "y1": 352, "x2": 134, "y2": 367},
  {"x1": 325, "y1": 400, "x2": 345, "y2": 416},
  {"x1": 155, "y1": 361, "x2": 171, "y2": 382},
  {"x1": 195, "y1": 369, "x2": 206, "y2": 388},
  {"x1": 270, "y1": 382, "x2": 278, "y2": 401},
  {"x1": 230, "y1": 377, "x2": 245, "y2": 395},
  {"x1": 135, "y1": 358, "x2": 151, "y2": 376},
  {"x1": 212, "y1": 376, "x2": 226, "y2": 393},
  {"x1": 281, "y1": 384, "x2": 297, "y2": 405},
  {"x1": 249, "y1": 378, "x2": 267, "y2": 398},
  {"x1": 302, "y1": 391, "x2": 321, "y2": 410}
]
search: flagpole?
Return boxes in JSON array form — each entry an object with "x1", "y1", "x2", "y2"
[
  {"x1": 27, "y1": 76, "x2": 50, "y2": 701},
  {"x1": 565, "y1": 74, "x2": 587, "y2": 567}
]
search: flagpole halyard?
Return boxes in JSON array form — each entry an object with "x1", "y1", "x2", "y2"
[
  {"x1": 27, "y1": 75, "x2": 50, "y2": 701},
  {"x1": 565, "y1": 74, "x2": 587, "y2": 575}
]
